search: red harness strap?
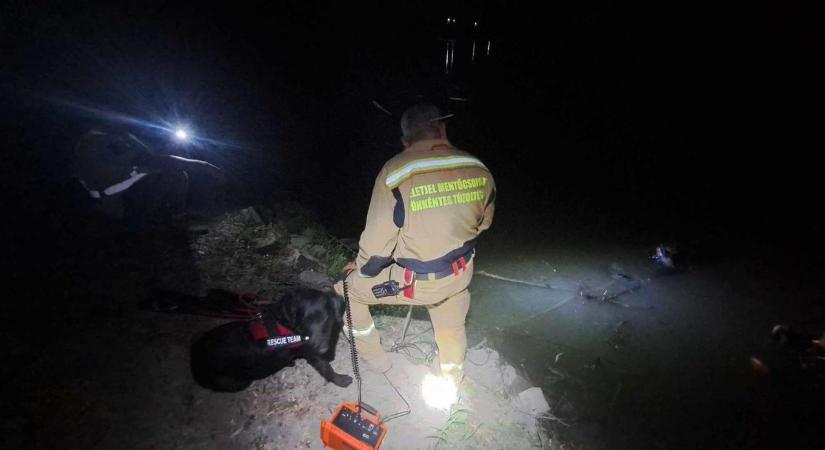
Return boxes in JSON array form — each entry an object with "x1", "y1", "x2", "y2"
[
  {"x1": 248, "y1": 319, "x2": 269, "y2": 340},
  {"x1": 451, "y1": 256, "x2": 468, "y2": 277},
  {"x1": 402, "y1": 268, "x2": 416, "y2": 299}
]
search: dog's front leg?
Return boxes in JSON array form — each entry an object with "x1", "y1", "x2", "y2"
[{"x1": 305, "y1": 355, "x2": 353, "y2": 387}]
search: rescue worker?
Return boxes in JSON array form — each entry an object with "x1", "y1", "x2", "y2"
[
  {"x1": 335, "y1": 104, "x2": 495, "y2": 384},
  {"x1": 72, "y1": 129, "x2": 157, "y2": 220},
  {"x1": 72, "y1": 128, "x2": 223, "y2": 228}
]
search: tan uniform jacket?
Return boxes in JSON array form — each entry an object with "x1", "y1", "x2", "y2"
[{"x1": 356, "y1": 139, "x2": 495, "y2": 277}]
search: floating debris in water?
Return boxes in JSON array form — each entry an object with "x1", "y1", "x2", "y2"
[
  {"x1": 651, "y1": 244, "x2": 679, "y2": 271},
  {"x1": 584, "y1": 357, "x2": 601, "y2": 371}
]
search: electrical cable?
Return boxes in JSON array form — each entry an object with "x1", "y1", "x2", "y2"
[
  {"x1": 464, "y1": 348, "x2": 492, "y2": 366},
  {"x1": 379, "y1": 372, "x2": 411, "y2": 423},
  {"x1": 343, "y1": 279, "x2": 362, "y2": 413},
  {"x1": 344, "y1": 278, "x2": 411, "y2": 423},
  {"x1": 389, "y1": 339, "x2": 437, "y2": 364}
]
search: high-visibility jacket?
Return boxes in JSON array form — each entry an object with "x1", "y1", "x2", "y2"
[{"x1": 356, "y1": 138, "x2": 495, "y2": 277}]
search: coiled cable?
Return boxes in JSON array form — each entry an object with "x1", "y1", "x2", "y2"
[{"x1": 343, "y1": 279, "x2": 362, "y2": 411}]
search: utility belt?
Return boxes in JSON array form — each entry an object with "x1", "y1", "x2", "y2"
[
  {"x1": 407, "y1": 251, "x2": 473, "y2": 281},
  {"x1": 371, "y1": 251, "x2": 473, "y2": 300}
]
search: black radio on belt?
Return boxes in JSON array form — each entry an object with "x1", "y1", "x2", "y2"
[{"x1": 371, "y1": 280, "x2": 401, "y2": 298}]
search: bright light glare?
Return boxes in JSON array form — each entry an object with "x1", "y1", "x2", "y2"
[
  {"x1": 174, "y1": 129, "x2": 189, "y2": 141},
  {"x1": 421, "y1": 373, "x2": 458, "y2": 410}
]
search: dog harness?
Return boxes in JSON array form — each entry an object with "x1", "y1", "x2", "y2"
[{"x1": 248, "y1": 314, "x2": 308, "y2": 350}]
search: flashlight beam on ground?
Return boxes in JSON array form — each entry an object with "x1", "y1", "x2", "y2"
[{"x1": 421, "y1": 373, "x2": 458, "y2": 410}]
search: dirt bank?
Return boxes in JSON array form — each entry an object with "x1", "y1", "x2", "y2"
[{"x1": 6, "y1": 206, "x2": 556, "y2": 449}]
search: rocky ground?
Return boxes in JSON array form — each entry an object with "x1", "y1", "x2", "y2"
[{"x1": 6, "y1": 205, "x2": 560, "y2": 449}]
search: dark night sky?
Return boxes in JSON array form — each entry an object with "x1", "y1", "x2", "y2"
[{"x1": 2, "y1": 0, "x2": 823, "y2": 245}]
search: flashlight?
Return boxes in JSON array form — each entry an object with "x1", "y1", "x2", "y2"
[
  {"x1": 421, "y1": 373, "x2": 458, "y2": 410},
  {"x1": 173, "y1": 128, "x2": 189, "y2": 141}
]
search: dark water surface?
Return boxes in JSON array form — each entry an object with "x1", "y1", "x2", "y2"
[{"x1": 468, "y1": 220, "x2": 825, "y2": 449}]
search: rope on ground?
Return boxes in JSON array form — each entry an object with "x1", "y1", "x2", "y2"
[
  {"x1": 400, "y1": 305, "x2": 414, "y2": 343},
  {"x1": 475, "y1": 270, "x2": 570, "y2": 290},
  {"x1": 389, "y1": 340, "x2": 437, "y2": 366},
  {"x1": 464, "y1": 348, "x2": 492, "y2": 366},
  {"x1": 380, "y1": 372, "x2": 412, "y2": 423},
  {"x1": 476, "y1": 269, "x2": 641, "y2": 311}
]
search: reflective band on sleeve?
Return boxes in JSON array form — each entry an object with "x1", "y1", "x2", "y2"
[
  {"x1": 343, "y1": 322, "x2": 376, "y2": 337},
  {"x1": 79, "y1": 171, "x2": 148, "y2": 199},
  {"x1": 385, "y1": 156, "x2": 487, "y2": 188},
  {"x1": 78, "y1": 179, "x2": 101, "y2": 199},
  {"x1": 103, "y1": 171, "x2": 147, "y2": 196}
]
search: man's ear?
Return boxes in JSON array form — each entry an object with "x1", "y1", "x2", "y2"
[
  {"x1": 401, "y1": 136, "x2": 409, "y2": 147},
  {"x1": 437, "y1": 124, "x2": 447, "y2": 139}
]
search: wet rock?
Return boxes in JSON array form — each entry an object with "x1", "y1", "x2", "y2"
[
  {"x1": 516, "y1": 387, "x2": 551, "y2": 416},
  {"x1": 238, "y1": 207, "x2": 263, "y2": 225},
  {"x1": 339, "y1": 237, "x2": 358, "y2": 251},
  {"x1": 464, "y1": 348, "x2": 503, "y2": 391},
  {"x1": 253, "y1": 205, "x2": 275, "y2": 222},
  {"x1": 501, "y1": 364, "x2": 519, "y2": 388},
  {"x1": 307, "y1": 244, "x2": 326, "y2": 258},
  {"x1": 283, "y1": 248, "x2": 301, "y2": 266},
  {"x1": 254, "y1": 243, "x2": 280, "y2": 255},
  {"x1": 467, "y1": 346, "x2": 499, "y2": 366},
  {"x1": 250, "y1": 233, "x2": 280, "y2": 249},
  {"x1": 298, "y1": 269, "x2": 332, "y2": 288},
  {"x1": 289, "y1": 234, "x2": 310, "y2": 249},
  {"x1": 187, "y1": 224, "x2": 210, "y2": 235},
  {"x1": 281, "y1": 248, "x2": 318, "y2": 270},
  {"x1": 295, "y1": 255, "x2": 319, "y2": 272},
  {"x1": 506, "y1": 368, "x2": 532, "y2": 395}
]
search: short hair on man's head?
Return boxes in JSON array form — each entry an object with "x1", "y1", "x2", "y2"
[{"x1": 400, "y1": 103, "x2": 444, "y2": 144}]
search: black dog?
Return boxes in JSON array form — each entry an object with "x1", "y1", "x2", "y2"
[{"x1": 190, "y1": 288, "x2": 352, "y2": 392}]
